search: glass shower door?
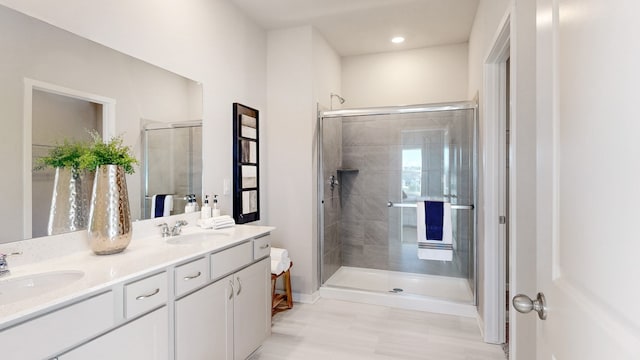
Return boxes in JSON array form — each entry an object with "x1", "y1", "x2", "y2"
[{"x1": 320, "y1": 104, "x2": 476, "y2": 305}]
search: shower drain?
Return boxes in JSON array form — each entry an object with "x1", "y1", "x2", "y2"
[{"x1": 389, "y1": 288, "x2": 404, "y2": 293}]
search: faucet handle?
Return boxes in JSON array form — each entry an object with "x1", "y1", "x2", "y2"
[
  {"x1": 0, "y1": 252, "x2": 20, "y2": 271},
  {"x1": 157, "y1": 223, "x2": 170, "y2": 237},
  {"x1": 175, "y1": 220, "x2": 188, "y2": 226}
]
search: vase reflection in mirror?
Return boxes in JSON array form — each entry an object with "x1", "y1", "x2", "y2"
[
  {"x1": 48, "y1": 168, "x2": 94, "y2": 236},
  {"x1": 88, "y1": 165, "x2": 132, "y2": 255}
]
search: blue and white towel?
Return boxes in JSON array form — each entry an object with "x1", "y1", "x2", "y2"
[
  {"x1": 416, "y1": 200, "x2": 453, "y2": 261},
  {"x1": 151, "y1": 194, "x2": 173, "y2": 218}
]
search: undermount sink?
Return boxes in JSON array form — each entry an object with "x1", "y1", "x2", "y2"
[
  {"x1": 0, "y1": 270, "x2": 84, "y2": 305},
  {"x1": 166, "y1": 232, "x2": 230, "y2": 245}
]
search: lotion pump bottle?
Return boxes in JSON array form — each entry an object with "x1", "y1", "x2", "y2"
[
  {"x1": 212, "y1": 195, "x2": 221, "y2": 217},
  {"x1": 201, "y1": 195, "x2": 212, "y2": 219},
  {"x1": 185, "y1": 194, "x2": 196, "y2": 213}
]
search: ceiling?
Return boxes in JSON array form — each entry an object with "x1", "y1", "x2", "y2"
[{"x1": 230, "y1": 0, "x2": 480, "y2": 56}]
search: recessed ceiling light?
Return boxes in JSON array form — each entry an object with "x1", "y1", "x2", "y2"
[{"x1": 391, "y1": 36, "x2": 405, "y2": 44}]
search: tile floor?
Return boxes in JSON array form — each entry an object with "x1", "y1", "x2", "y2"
[{"x1": 252, "y1": 298, "x2": 506, "y2": 360}]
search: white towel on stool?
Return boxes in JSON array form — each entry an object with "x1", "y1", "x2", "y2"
[
  {"x1": 416, "y1": 200, "x2": 453, "y2": 261},
  {"x1": 270, "y1": 247, "x2": 291, "y2": 274}
]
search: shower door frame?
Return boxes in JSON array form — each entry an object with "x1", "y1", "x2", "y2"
[{"x1": 317, "y1": 101, "x2": 479, "y2": 305}]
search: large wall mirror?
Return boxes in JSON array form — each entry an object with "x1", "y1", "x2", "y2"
[{"x1": 0, "y1": 5, "x2": 203, "y2": 243}]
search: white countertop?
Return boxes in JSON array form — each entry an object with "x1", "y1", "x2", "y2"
[{"x1": 0, "y1": 217, "x2": 274, "y2": 330}]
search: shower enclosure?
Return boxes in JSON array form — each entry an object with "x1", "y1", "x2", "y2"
[{"x1": 318, "y1": 101, "x2": 477, "y2": 314}]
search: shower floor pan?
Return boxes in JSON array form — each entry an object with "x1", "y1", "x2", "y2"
[{"x1": 321, "y1": 266, "x2": 476, "y2": 317}]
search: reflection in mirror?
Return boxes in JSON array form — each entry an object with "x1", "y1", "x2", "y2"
[
  {"x1": 32, "y1": 90, "x2": 103, "y2": 238},
  {"x1": 142, "y1": 122, "x2": 203, "y2": 219},
  {"x1": 0, "y1": 5, "x2": 202, "y2": 243}
]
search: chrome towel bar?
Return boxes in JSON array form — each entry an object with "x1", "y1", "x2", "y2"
[{"x1": 387, "y1": 201, "x2": 474, "y2": 210}]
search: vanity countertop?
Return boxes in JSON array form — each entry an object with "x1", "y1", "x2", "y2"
[{"x1": 0, "y1": 221, "x2": 274, "y2": 330}]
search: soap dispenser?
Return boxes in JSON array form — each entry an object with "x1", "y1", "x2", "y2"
[
  {"x1": 184, "y1": 194, "x2": 196, "y2": 213},
  {"x1": 212, "y1": 195, "x2": 221, "y2": 217},
  {"x1": 201, "y1": 195, "x2": 212, "y2": 219}
]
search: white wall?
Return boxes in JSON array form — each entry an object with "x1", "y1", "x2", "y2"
[
  {"x1": 266, "y1": 26, "x2": 340, "y2": 297},
  {"x1": 0, "y1": 0, "x2": 267, "y2": 219},
  {"x1": 266, "y1": 26, "x2": 314, "y2": 296},
  {"x1": 342, "y1": 43, "x2": 468, "y2": 108}
]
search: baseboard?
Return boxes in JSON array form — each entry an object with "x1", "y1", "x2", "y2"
[
  {"x1": 292, "y1": 291, "x2": 320, "y2": 304},
  {"x1": 477, "y1": 314, "x2": 486, "y2": 338}
]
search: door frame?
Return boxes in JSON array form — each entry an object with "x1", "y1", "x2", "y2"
[
  {"x1": 23, "y1": 78, "x2": 116, "y2": 238},
  {"x1": 482, "y1": 12, "x2": 510, "y2": 345}
]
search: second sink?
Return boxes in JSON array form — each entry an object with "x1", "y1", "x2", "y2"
[{"x1": 0, "y1": 270, "x2": 84, "y2": 305}]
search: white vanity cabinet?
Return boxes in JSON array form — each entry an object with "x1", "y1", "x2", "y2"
[
  {"x1": 58, "y1": 272, "x2": 170, "y2": 360},
  {"x1": 232, "y1": 258, "x2": 271, "y2": 360},
  {"x1": 0, "y1": 226, "x2": 274, "y2": 360},
  {"x1": 175, "y1": 274, "x2": 234, "y2": 360},
  {"x1": 175, "y1": 240, "x2": 271, "y2": 360},
  {"x1": 58, "y1": 306, "x2": 169, "y2": 360}
]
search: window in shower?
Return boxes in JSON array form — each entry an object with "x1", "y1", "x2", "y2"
[{"x1": 402, "y1": 148, "x2": 422, "y2": 199}]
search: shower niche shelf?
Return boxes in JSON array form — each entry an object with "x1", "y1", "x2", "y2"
[{"x1": 337, "y1": 168, "x2": 359, "y2": 175}]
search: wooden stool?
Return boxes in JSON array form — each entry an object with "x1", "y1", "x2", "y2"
[{"x1": 271, "y1": 261, "x2": 293, "y2": 316}]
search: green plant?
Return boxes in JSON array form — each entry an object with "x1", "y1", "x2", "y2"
[
  {"x1": 79, "y1": 131, "x2": 138, "y2": 175},
  {"x1": 34, "y1": 139, "x2": 90, "y2": 171}
]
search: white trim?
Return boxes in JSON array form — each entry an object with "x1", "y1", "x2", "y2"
[
  {"x1": 482, "y1": 12, "x2": 511, "y2": 345},
  {"x1": 22, "y1": 78, "x2": 116, "y2": 238},
  {"x1": 291, "y1": 291, "x2": 320, "y2": 304}
]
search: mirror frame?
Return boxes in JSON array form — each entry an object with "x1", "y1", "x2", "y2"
[{"x1": 232, "y1": 103, "x2": 260, "y2": 224}]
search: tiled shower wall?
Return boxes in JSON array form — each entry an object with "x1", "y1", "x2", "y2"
[{"x1": 321, "y1": 117, "x2": 343, "y2": 282}]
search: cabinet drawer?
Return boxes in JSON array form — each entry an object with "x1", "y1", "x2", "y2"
[
  {"x1": 253, "y1": 234, "x2": 271, "y2": 260},
  {"x1": 210, "y1": 241, "x2": 252, "y2": 280},
  {"x1": 174, "y1": 257, "x2": 208, "y2": 297},
  {"x1": 0, "y1": 291, "x2": 114, "y2": 360},
  {"x1": 125, "y1": 272, "x2": 167, "y2": 319}
]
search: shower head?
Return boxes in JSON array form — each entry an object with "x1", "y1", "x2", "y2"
[{"x1": 331, "y1": 93, "x2": 346, "y2": 104}]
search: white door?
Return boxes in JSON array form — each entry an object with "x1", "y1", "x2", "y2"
[{"x1": 530, "y1": 0, "x2": 640, "y2": 357}]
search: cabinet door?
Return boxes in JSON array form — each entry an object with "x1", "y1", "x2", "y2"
[
  {"x1": 233, "y1": 258, "x2": 270, "y2": 360},
  {"x1": 175, "y1": 275, "x2": 233, "y2": 360},
  {"x1": 59, "y1": 307, "x2": 168, "y2": 360}
]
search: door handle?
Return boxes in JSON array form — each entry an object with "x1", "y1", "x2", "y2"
[{"x1": 512, "y1": 292, "x2": 547, "y2": 320}]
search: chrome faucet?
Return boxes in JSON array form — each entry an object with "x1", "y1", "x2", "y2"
[
  {"x1": 0, "y1": 252, "x2": 22, "y2": 277},
  {"x1": 157, "y1": 223, "x2": 171, "y2": 238},
  {"x1": 171, "y1": 220, "x2": 188, "y2": 236}
]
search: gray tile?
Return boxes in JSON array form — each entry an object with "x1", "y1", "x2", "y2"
[
  {"x1": 363, "y1": 220, "x2": 388, "y2": 246},
  {"x1": 340, "y1": 220, "x2": 363, "y2": 246},
  {"x1": 363, "y1": 245, "x2": 390, "y2": 271},
  {"x1": 323, "y1": 223, "x2": 340, "y2": 253},
  {"x1": 342, "y1": 244, "x2": 364, "y2": 267},
  {"x1": 341, "y1": 194, "x2": 363, "y2": 221}
]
